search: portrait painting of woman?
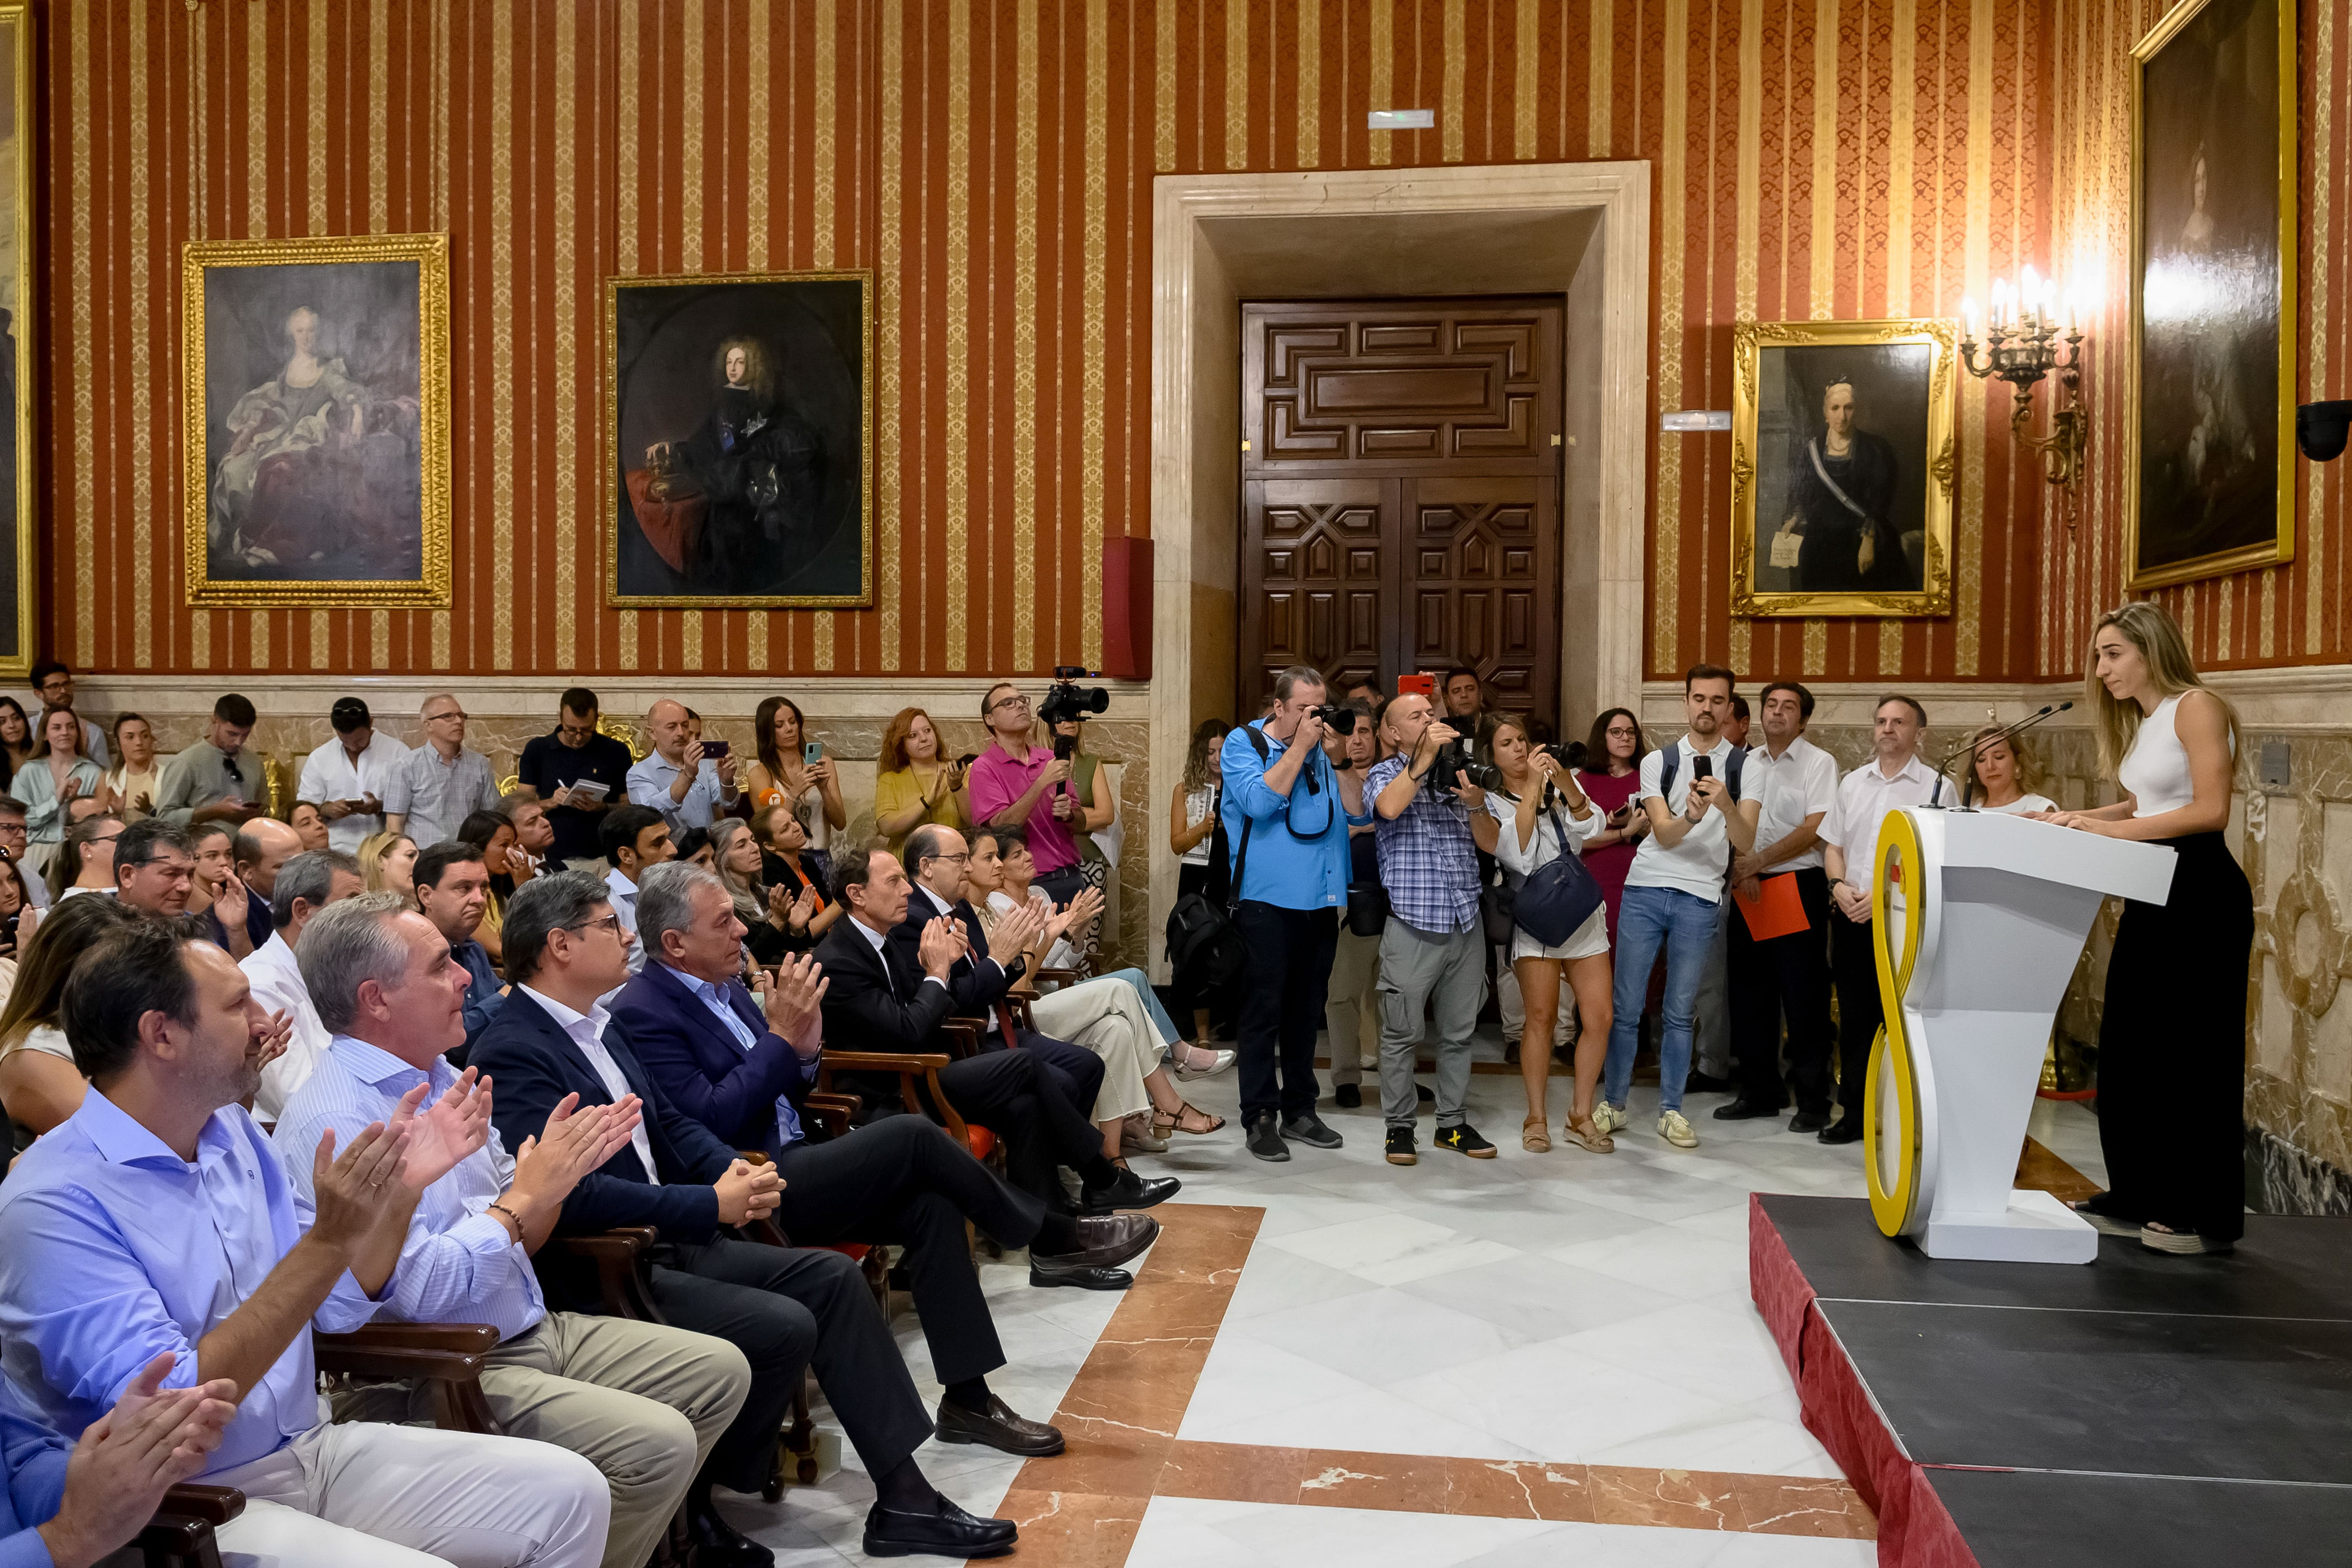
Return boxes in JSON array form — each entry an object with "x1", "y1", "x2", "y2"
[
  {"x1": 1730, "y1": 318, "x2": 1956, "y2": 619},
  {"x1": 608, "y1": 270, "x2": 872, "y2": 607},
  {"x1": 181, "y1": 233, "x2": 452, "y2": 607}
]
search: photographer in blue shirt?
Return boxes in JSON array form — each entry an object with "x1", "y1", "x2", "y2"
[{"x1": 1219, "y1": 666, "x2": 1370, "y2": 1163}]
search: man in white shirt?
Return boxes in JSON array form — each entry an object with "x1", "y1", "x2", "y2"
[
  {"x1": 626, "y1": 699, "x2": 739, "y2": 834},
  {"x1": 597, "y1": 804, "x2": 674, "y2": 976},
  {"x1": 1596, "y1": 665, "x2": 1761, "y2": 1150},
  {"x1": 1818, "y1": 694, "x2": 1944, "y2": 1145},
  {"x1": 1716, "y1": 681, "x2": 1842, "y2": 1131},
  {"x1": 298, "y1": 697, "x2": 411, "y2": 853},
  {"x1": 243, "y1": 849, "x2": 367, "y2": 1117}
]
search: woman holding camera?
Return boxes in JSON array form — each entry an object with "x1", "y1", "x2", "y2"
[
  {"x1": 748, "y1": 694, "x2": 845, "y2": 850},
  {"x1": 1486, "y1": 718, "x2": 1615, "y2": 1154}
]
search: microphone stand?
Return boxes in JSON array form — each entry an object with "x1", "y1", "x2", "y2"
[{"x1": 1928, "y1": 701, "x2": 2074, "y2": 808}]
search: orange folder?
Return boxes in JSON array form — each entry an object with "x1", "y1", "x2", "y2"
[{"x1": 1733, "y1": 871, "x2": 1809, "y2": 941}]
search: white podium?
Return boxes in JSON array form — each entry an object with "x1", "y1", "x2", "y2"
[{"x1": 1862, "y1": 808, "x2": 2176, "y2": 1263}]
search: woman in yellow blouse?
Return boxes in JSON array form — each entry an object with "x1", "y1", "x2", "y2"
[{"x1": 872, "y1": 706, "x2": 969, "y2": 856}]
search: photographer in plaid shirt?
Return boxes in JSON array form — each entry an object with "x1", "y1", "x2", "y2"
[{"x1": 1365, "y1": 692, "x2": 1503, "y2": 1165}]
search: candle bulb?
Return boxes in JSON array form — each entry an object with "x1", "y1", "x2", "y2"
[{"x1": 1960, "y1": 295, "x2": 1978, "y2": 341}]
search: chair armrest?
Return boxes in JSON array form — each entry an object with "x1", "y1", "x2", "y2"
[
  {"x1": 820, "y1": 1050, "x2": 950, "y2": 1074},
  {"x1": 317, "y1": 1323, "x2": 501, "y2": 1355},
  {"x1": 937, "y1": 1018, "x2": 984, "y2": 1059},
  {"x1": 802, "y1": 1093, "x2": 855, "y2": 1139},
  {"x1": 556, "y1": 1228, "x2": 667, "y2": 1325},
  {"x1": 1035, "y1": 966, "x2": 1082, "y2": 991},
  {"x1": 313, "y1": 1329, "x2": 495, "y2": 1383},
  {"x1": 156, "y1": 1486, "x2": 244, "y2": 1527}
]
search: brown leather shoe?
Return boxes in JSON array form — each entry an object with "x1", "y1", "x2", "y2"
[
  {"x1": 935, "y1": 1394, "x2": 1066, "y2": 1456},
  {"x1": 1032, "y1": 1212, "x2": 1160, "y2": 1276}
]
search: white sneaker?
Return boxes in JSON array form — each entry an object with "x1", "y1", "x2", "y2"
[
  {"x1": 1591, "y1": 1102, "x2": 1628, "y2": 1136},
  {"x1": 1657, "y1": 1109, "x2": 1699, "y2": 1148}
]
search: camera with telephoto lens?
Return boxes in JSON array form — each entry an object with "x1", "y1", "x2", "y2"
[
  {"x1": 1310, "y1": 703, "x2": 1359, "y2": 736},
  {"x1": 1040, "y1": 666, "x2": 1110, "y2": 758},
  {"x1": 1426, "y1": 736, "x2": 1477, "y2": 792}
]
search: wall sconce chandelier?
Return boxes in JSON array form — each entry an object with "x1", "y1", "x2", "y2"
[{"x1": 1960, "y1": 266, "x2": 2090, "y2": 529}]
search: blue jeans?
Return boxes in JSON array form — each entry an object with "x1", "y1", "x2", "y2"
[
  {"x1": 1604, "y1": 883, "x2": 1723, "y2": 1114},
  {"x1": 1097, "y1": 966, "x2": 1182, "y2": 1046}
]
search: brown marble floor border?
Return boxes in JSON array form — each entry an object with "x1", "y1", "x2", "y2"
[{"x1": 989, "y1": 1203, "x2": 1878, "y2": 1565}]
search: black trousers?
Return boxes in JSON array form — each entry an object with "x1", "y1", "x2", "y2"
[
  {"x1": 1172, "y1": 863, "x2": 1235, "y2": 1029},
  {"x1": 1729, "y1": 867, "x2": 1836, "y2": 1112},
  {"x1": 773, "y1": 1114, "x2": 1046, "y2": 1386},
  {"x1": 647, "y1": 1234, "x2": 934, "y2": 1493},
  {"x1": 1035, "y1": 863, "x2": 1088, "y2": 910},
  {"x1": 2095, "y1": 832, "x2": 2252, "y2": 1242},
  {"x1": 1000, "y1": 1027, "x2": 1104, "y2": 1120},
  {"x1": 1828, "y1": 910, "x2": 1882, "y2": 1111},
  {"x1": 1233, "y1": 901, "x2": 1339, "y2": 1124},
  {"x1": 930, "y1": 1044, "x2": 1108, "y2": 1207}
]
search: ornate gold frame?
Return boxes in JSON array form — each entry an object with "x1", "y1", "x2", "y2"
[
  {"x1": 603, "y1": 268, "x2": 875, "y2": 608},
  {"x1": 2125, "y1": 0, "x2": 2297, "y2": 589},
  {"x1": 1729, "y1": 317, "x2": 1959, "y2": 619},
  {"x1": 179, "y1": 232, "x2": 453, "y2": 607},
  {"x1": 0, "y1": 3, "x2": 35, "y2": 676}
]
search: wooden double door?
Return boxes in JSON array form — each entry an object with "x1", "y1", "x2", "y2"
[{"x1": 1239, "y1": 296, "x2": 1564, "y2": 719}]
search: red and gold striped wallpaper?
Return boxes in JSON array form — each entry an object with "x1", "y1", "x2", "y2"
[{"x1": 32, "y1": 1, "x2": 2344, "y2": 686}]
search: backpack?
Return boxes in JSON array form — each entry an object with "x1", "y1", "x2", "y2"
[
  {"x1": 1166, "y1": 892, "x2": 1249, "y2": 998},
  {"x1": 1656, "y1": 744, "x2": 1748, "y2": 806}
]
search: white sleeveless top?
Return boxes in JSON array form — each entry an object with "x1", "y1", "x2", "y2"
[{"x1": 2119, "y1": 693, "x2": 2199, "y2": 818}]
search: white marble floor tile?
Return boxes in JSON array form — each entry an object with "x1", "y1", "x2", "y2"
[
  {"x1": 1387, "y1": 1339, "x2": 1738, "y2": 1461},
  {"x1": 1134, "y1": 1496, "x2": 1557, "y2": 1568},
  {"x1": 1237, "y1": 1283, "x2": 1524, "y2": 1381}
]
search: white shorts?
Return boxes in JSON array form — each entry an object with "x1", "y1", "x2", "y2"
[{"x1": 1507, "y1": 904, "x2": 1611, "y2": 963}]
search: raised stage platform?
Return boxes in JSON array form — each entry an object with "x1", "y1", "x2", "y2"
[{"x1": 1748, "y1": 1193, "x2": 2352, "y2": 1567}]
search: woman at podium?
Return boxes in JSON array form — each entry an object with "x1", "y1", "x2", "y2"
[{"x1": 2034, "y1": 602, "x2": 2249, "y2": 1256}]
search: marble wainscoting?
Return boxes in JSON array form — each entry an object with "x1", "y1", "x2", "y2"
[{"x1": 66, "y1": 676, "x2": 1156, "y2": 968}]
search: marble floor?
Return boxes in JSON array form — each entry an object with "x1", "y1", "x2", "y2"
[{"x1": 727, "y1": 1030, "x2": 2109, "y2": 1566}]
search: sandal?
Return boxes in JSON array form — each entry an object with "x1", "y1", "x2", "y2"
[
  {"x1": 1151, "y1": 1101, "x2": 1226, "y2": 1138},
  {"x1": 1522, "y1": 1115, "x2": 1552, "y2": 1153},
  {"x1": 1561, "y1": 1115, "x2": 1616, "y2": 1154}
]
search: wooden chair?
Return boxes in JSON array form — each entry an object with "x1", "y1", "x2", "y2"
[
  {"x1": 138, "y1": 1486, "x2": 244, "y2": 1568},
  {"x1": 312, "y1": 1322, "x2": 503, "y2": 1435}
]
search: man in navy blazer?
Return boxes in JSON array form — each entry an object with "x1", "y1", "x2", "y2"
[
  {"x1": 469, "y1": 870, "x2": 1032, "y2": 1563},
  {"x1": 615, "y1": 865, "x2": 1162, "y2": 1449}
]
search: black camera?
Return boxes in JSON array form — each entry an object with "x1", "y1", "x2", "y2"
[
  {"x1": 1426, "y1": 736, "x2": 1476, "y2": 792},
  {"x1": 1311, "y1": 703, "x2": 1359, "y2": 736},
  {"x1": 1039, "y1": 666, "x2": 1110, "y2": 731},
  {"x1": 1540, "y1": 739, "x2": 1589, "y2": 772}
]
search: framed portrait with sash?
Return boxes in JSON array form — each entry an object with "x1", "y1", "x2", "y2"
[{"x1": 1729, "y1": 318, "x2": 1959, "y2": 619}]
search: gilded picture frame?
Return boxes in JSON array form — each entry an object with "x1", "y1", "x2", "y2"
[
  {"x1": 604, "y1": 269, "x2": 874, "y2": 608},
  {"x1": 0, "y1": 2, "x2": 38, "y2": 676},
  {"x1": 180, "y1": 232, "x2": 453, "y2": 607},
  {"x1": 2126, "y1": 0, "x2": 2296, "y2": 589},
  {"x1": 1730, "y1": 318, "x2": 1958, "y2": 619}
]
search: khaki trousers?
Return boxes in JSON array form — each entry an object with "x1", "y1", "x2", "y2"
[
  {"x1": 335, "y1": 1313, "x2": 749, "y2": 1568},
  {"x1": 1321, "y1": 926, "x2": 1383, "y2": 1086},
  {"x1": 1027, "y1": 975, "x2": 1162, "y2": 1122}
]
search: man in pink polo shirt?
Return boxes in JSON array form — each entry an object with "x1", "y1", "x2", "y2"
[{"x1": 967, "y1": 682, "x2": 1089, "y2": 910}]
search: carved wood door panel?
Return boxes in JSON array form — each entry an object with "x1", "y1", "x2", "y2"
[{"x1": 1240, "y1": 298, "x2": 1562, "y2": 717}]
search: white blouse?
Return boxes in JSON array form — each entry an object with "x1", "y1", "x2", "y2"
[
  {"x1": 2119, "y1": 693, "x2": 2205, "y2": 819},
  {"x1": 1977, "y1": 792, "x2": 2058, "y2": 816},
  {"x1": 1483, "y1": 788, "x2": 1596, "y2": 879}
]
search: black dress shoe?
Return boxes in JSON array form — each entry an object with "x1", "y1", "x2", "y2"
[
  {"x1": 863, "y1": 1497, "x2": 1017, "y2": 1560},
  {"x1": 1282, "y1": 1112, "x2": 1343, "y2": 1148},
  {"x1": 1713, "y1": 1097, "x2": 1784, "y2": 1121},
  {"x1": 1414, "y1": 1083, "x2": 1435, "y2": 1105},
  {"x1": 935, "y1": 1394, "x2": 1066, "y2": 1456},
  {"x1": 1818, "y1": 1114, "x2": 1864, "y2": 1145},
  {"x1": 1788, "y1": 1107, "x2": 1830, "y2": 1132},
  {"x1": 1027, "y1": 1260, "x2": 1133, "y2": 1290},
  {"x1": 1077, "y1": 1167, "x2": 1181, "y2": 1215},
  {"x1": 1033, "y1": 1212, "x2": 1160, "y2": 1276},
  {"x1": 1333, "y1": 1082, "x2": 1363, "y2": 1109},
  {"x1": 690, "y1": 1502, "x2": 775, "y2": 1567},
  {"x1": 1683, "y1": 1070, "x2": 1736, "y2": 1094}
]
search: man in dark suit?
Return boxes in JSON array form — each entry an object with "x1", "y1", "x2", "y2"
[
  {"x1": 616, "y1": 866, "x2": 1155, "y2": 1442},
  {"x1": 889, "y1": 824, "x2": 1108, "y2": 1115},
  {"x1": 472, "y1": 871, "x2": 1091, "y2": 1562},
  {"x1": 814, "y1": 847, "x2": 1176, "y2": 1218}
]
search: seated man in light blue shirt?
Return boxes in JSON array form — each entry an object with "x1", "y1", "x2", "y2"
[
  {"x1": 1, "y1": 1353, "x2": 236, "y2": 1568},
  {"x1": 276, "y1": 893, "x2": 755, "y2": 1568},
  {"x1": 626, "y1": 699, "x2": 739, "y2": 833},
  {"x1": 0, "y1": 918, "x2": 611, "y2": 1568}
]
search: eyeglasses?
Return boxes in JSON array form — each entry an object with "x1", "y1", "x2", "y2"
[
  {"x1": 427, "y1": 710, "x2": 469, "y2": 724},
  {"x1": 923, "y1": 852, "x2": 971, "y2": 868},
  {"x1": 0, "y1": 822, "x2": 24, "y2": 837},
  {"x1": 987, "y1": 694, "x2": 1031, "y2": 713},
  {"x1": 564, "y1": 913, "x2": 624, "y2": 938}
]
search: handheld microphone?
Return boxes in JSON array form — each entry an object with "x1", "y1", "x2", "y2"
[{"x1": 1929, "y1": 701, "x2": 2074, "y2": 808}]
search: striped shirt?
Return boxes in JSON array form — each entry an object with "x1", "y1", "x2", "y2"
[{"x1": 272, "y1": 1036, "x2": 546, "y2": 1343}]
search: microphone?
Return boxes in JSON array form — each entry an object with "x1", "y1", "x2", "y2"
[{"x1": 1929, "y1": 701, "x2": 2074, "y2": 808}]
